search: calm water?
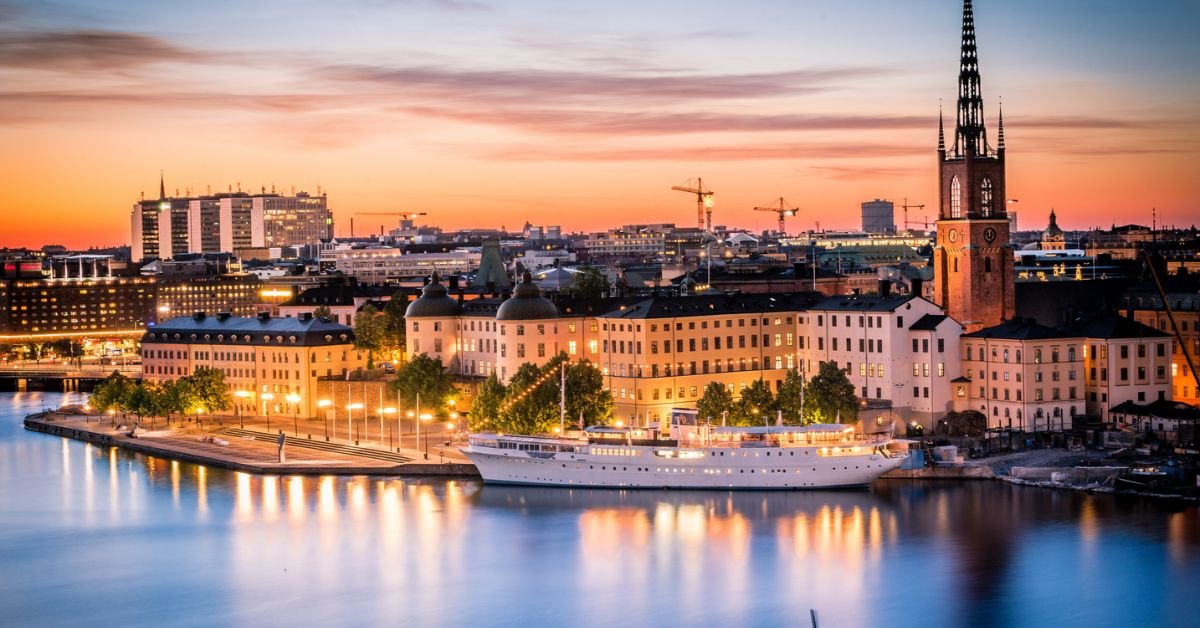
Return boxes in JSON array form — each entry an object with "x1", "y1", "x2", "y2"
[{"x1": 1, "y1": 392, "x2": 1197, "y2": 628}]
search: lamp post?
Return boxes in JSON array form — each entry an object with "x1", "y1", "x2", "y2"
[
  {"x1": 235, "y1": 390, "x2": 251, "y2": 429},
  {"x1": 346, "y1": 403, "x2": 363, "y2": 445},
  {"x1": 420, "y1": 413, "x2": 432, "y2": 459},
  {"x1": 408, "y1": 410, "x2": 415, "y2": 452},
  {"x1": 195, "y1": 407, "x2": 205, "y2": 429},
  {"x1": 383, "y1": 407, "x2": 397, "y2": 450},
  {"x1": 317, "y1": 399, "x2": 332, "y2": 441},
  {"x1": 286, "y1": 393, "x2": 301, "y2": 436},
  {"x1": 261, "y1": 393, "x2": 275, "y2": 432}
]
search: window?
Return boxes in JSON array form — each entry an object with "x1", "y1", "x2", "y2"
[
  {"x1": 980, "y1": 178, "x2": 993, "y2": 216},
  {"x1": 950, "y1": 176, "x2": 962, "y2": 218}
]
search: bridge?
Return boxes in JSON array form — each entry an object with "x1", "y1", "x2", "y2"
[{"x1": 0, "y1": 362, "x2": 142, "y2": 392}]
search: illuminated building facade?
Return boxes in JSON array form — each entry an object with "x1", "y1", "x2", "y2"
[
  {"x1": 155, "y1": 275, "x2": 263, "y2": 322},
  {"x1": 0, "y1": 274, "x2": 157, "y2": 335},
  {"x1": 141, "y1": 312, "x2": 367, "y2": 418}
]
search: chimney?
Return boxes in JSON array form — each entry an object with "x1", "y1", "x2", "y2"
[
  {"x1": 911, "y1": 277, "x2": 924, "y2": 297},
  {"x1": 300, "y1": 312, "x2": 313, "y2": 321},
  {"x1": 878, "y1": 280, "x2": 891, "y2": 298},
  {"x1": 192, "y1": 311, "x2": 206, "y2": 321},
  {"x1": 448, "y1": 275, "x2": 460, "y2": 290},
  {"x1": 257, "y1": 312, "x2": 271, "y2": 322}
]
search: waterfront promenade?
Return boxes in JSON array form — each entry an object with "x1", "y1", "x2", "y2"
[{"x1": 24, "y1": 410, "x2": 478, "y2": 477}]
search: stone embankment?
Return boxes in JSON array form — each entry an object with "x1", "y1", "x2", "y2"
[{"x1": 24, "y1": 411, "x2": 479, "y2": 478}]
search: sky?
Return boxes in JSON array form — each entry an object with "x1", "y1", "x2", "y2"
[{"x1": 1, "y1": 0, "x2": 1198, "y2": 249}]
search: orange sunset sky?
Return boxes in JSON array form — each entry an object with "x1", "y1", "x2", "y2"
[{"x1": 1, "y1": 0, "x2": 1198, "y2": 249}]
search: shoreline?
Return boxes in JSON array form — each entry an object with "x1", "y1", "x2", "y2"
[{"x1": 23, "y1": 411, "x2": 480, "y2": 478}]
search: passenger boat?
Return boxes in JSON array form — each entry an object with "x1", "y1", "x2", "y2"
[{"x1": 463, "y1": 409, "x2": 905, "y2": 490}]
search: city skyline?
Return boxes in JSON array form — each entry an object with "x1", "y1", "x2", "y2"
[{"x1": 2, "y1": 0, "x2": 1198, "y2": 248}]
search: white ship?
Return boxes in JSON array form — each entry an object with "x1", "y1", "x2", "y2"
[{"x1": 463, "y1": 409, "x2": 905, "y2": 490}]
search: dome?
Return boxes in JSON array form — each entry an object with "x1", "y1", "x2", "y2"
[
  {"x1": 1042, "y1": 210, "x2": 1064, "y2": 240},
  {"x1": 405, "y1": 272, "x2": 461, "y2": 318},
  {"x1": 497, "y1": 271, "x2": 559, "y2": 321}
]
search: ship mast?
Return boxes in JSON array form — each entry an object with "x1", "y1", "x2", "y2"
[{"x1": 559, "y1": 362, "x2": 566, "y2": 435}]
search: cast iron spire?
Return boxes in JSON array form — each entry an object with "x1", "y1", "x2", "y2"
[
  {"x1": 954, "y1": 0, "x2": 989, "y2": 157},
  {"x1": 996, "y1": 98, "x2": 1005, "y2": 150},
  {"x1": 937, "y1": 100, "x2": 946, "y2": 152},
  {"x1": 159, "y1": 170, "x2": 166, "y2": 200}
]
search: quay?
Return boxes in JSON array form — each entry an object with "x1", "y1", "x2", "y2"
[{"x1": 23, "y1": 410, "x2": 479, "y2": 478}]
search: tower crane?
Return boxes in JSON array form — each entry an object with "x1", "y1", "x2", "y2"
[
  {"x1": 753, "y1": 197, "x2": 799, "y2": 235},
  {"x1": 900, "y1": 198, "x2": 927, "y2": 234},
  {"x1": 671, "y1": 178, "x2": 714, "y2": 231}
]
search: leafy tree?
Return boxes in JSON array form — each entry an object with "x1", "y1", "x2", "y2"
[
  {"x1": 733, "y1": 378, "x2": 777, "y2": 426},
  {"x1": 391, "y1": 353, "x2": 457, "y2": 418},
  {"x1": 562, "y1": 358, "x2": 613, "y2": 428},
  {"x1": 159, "y1": 378, "x2": 198, "y2": 421},
  {"x1": 570, "y1": 266, "x2": 608, "y2": 299},
  {"x1": 90, "y1": 371, "x2": 135, "y2": 414},
  {"x1": 124, "y1": 383, "x2": 162, "y2": 422},
  {"x1": 184, "y1": 366, "x2": 231, "y2": 413},
  {"x1": 804, "y1": 360, "x2": 859, "y2": 424},
  {"x1": 470, "y1": 372, "x2": 506, "y2": 432},
  {"x1": 381, "y1": 292, "x2": 408, "y2": 362},
  {"x1": 311, "y1": 305, "x2": 334, "y2": 320},
  {"x1": 776, "y1": 369, "x2": 807, "y2": 424},
  {"x1": 696, "y1": 382, "x2": 734, "y2": 424},
  {"x1": 353, "y1": 304, "x2": 388, "y2": 368},
  {"x1": 496, "y1": 362, "x2": 560, "y2": 434}
]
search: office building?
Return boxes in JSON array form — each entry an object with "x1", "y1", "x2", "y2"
[{"x1": 861, "y1": 199, "x2": 896, "y2": 234}]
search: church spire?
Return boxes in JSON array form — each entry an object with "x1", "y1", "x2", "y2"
[
  {"x1": 937, "y1": 100, "x2": 946, "y2": 152},
  {"x1": 997, "y1": 98, "x2": 1006, "y2": 150},
  {"x1": 159, "y1": 170, "x2": 166, "y2": 200},
  {"x1": 954, "y1": 0, "x2": 989, "y2": 157}
]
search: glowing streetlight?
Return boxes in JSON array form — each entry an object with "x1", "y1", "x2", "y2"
[
  {"x1": 346, "y1": 403, "x2": 363, "y2": 445},
  {"x1": 235, "y1": 390, "x2": 251, "y2": 428},
  {"x1": 420, "y1": 413, "x2": 432, "y2": 459},
  {"x1": 261, "y1": 392, "x2": 275, "y2": 431},
  {"x1": 285, "y1": 393, "x2": 301, "y2": 435},
  {"x1": 317, "y1": 399, "x2": 332, "y2": 440},
  {"x1": 383, "y1": 407, "x2": 398, "y2": 450}
]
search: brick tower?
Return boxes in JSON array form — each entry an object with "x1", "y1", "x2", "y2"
[{"x1": 933, "y1": 0, "x2": 1015, "y2": 332}]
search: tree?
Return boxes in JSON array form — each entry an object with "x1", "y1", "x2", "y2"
[
  {"x1": 353, "y1": 304, "x2": 388, "y2": 368},
  {"x1": 733, "y1": 378, "x2": 776, "y2": 426},
  {"x1": 90, "y1": 371, "x2": 135, "y2": 413},
  {"x1": 496, "y1": 362, "x2": 560, "y2": 434},
  {"x1": 804, "y1": 360, "x2": 859, "y2": 424},
  {"x1": 570, "y1": 266, "x2": 608, "y2": 299},
  {"x1": 391, "y1": 354, "x2": 457, "y2": 417},
  {"x1": 311, "y1": 305, "x2": 334, "y2": 320},
  {"x1": 696, "y1": 382, "x2": 734, "y2": 424},
  {"x1": 776, "y1": 369, "x2": 807, "y2": 424},
  {"x1": 184, "y1": 366, "x2": 231, "y2": 413},
  {"x1": 380, "y1": 292, "x2": 408, "y2": 363},
  {"x1": 562, "y1": 358, "x2": 613, "y2": 428},
  {"x1": 159, "y1": 378, "x2": 198, "y2": 421},
  {"x1": 470, "y1": 373, "x2": 506, "y2": 432}
]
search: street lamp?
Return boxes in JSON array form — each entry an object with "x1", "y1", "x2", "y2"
[
  {"x1": 261, "y1": 393, "x2": 275, "y2": 431},
  {"x1": 286, "y1": 393, "x2": 301, "y2": 436},
  {"x1": 346, "y1": 403, "x2": 364, "y2": 445},
  {"x1": 234, "y1": 390, "x2": 251, "y2": 428},
  {"x1": 420, "y1": 413, "x2": 432, "y2": 459},
  {"x1": 317, "y1": 399, "x2": 332, "y2": 440},
  {"x1": 195, "y1": 407, "x2": 205, "y2": 429},
  {"x1": 383, "y1": 407, "x2": 397, "y2": 450}
]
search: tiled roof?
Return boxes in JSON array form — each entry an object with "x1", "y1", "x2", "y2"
[{"x1": 143, "y1": 313, "x2": 354, "y2": 346}]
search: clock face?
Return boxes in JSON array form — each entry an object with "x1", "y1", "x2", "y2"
[
  {"x1": 983, "y1": 227, "x2": 997, "y2": 243},
  {"x1": 947, "y1": 229, "x2": 958, "y2": 243}
]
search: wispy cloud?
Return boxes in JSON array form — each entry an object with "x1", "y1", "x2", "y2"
[
  {"x1": 316, "y1": 64, "x2": 890, "y2": 104},
  {"x1": 808, "y1": 164, "x2": 924, "y2": 180},
  {"x1": 486, "y1": 142, "x2": 926, "y2": 162},
  {"x1": 0, "y1": 30, "x2": 211, "y2": 71}
]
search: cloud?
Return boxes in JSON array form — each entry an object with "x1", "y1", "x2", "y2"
[
  {"x1": 0, "y1": 30, "x2": 211, "y2": 71},
  {"x1": 393, "y1": 105, "x2": 931, "y2": 135},
  {"x1": 486, "y1": 142, "x2": 926, "y2": 162},
  {"x1": 808, "y1": 164, "x2": 923, "y2": 180},
  {"x1": 316, "y1": 64, "x2": 889, "y2": 104}
]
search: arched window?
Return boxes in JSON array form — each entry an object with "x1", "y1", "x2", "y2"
[
  {"x1": 984, "y1": 257, "x2": 993, "y2": 272},
  {"x1": 980, "y1": 178, "x2": 993, "y2": 216},
  {"x1": 953, "y1": 257, "x2": 959, "y2": 273},
  {"x1": 950, "y1": 176, "x2": 962, "y2": 218}
]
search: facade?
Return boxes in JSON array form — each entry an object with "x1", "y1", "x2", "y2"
[
  {"x1": 323, "y1": 247, "x2": 479, "y2": 285},
  {"x1": 932, "y1": 0, "x2": 1016, "y2": 331},
  {"x1": 1121, "y1": 276, "x2": 1200, "y2": 406},
  {"x1": 1040, "y1": 210, "x2": 1066, "y2": 250},
  {"x1": 132, "y1": 182, "x2": 331, "y2": 262},
  {"x1": 961, "y1": 315, "x2": 1172, "y2": 430},
  {"x1": 278, "y1": 283, "x2": 396, "y2": 326},
  {"x1": 406, "y1": 271, "x2": 964, "y2": 427},
  {"x1": 861, "y1": 199, "x2": 895, "y2": 235},
  {"x1": 581, "y1": 229, "x2": 666, "y2": 260},
  {"x1": 0, "y1": 273, "x2": 156, "y2": 335},
  {"x1": 141, "y1": 312, "x2": 367, "y2": 419},
  {"x1": 155, "y1": 274, "x2": 263, "y2": 323}
]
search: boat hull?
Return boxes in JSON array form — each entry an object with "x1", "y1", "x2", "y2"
[{"x1": 463, "y1": 447, "x2": 905, "y2": 490}]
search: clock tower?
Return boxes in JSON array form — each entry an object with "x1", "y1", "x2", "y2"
[{"x1": 933, "y1": 0, "x2": 1014, "y2": 332}]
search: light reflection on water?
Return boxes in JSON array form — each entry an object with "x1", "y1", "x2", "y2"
[{"x1": 1, "y1": 392, "x2": 1198, "y2": 628}]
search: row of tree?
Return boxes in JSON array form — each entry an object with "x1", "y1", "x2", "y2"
[
  {"x1": 90, "y1": 368, "x2": 231, "y2": 422},
  {"x1": 695, "y1": 361, "x2": 859, "y2": 426},
  {"x1": 472, "y1": 353, "x2": 613, "y2": 434}
]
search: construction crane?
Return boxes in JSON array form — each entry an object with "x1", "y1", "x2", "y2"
[
  {"x1": 354, "y1": 211, "x2": 428, "y2": 220},
  {"x1": 671, "y1": 178, "x2": 714, "y2": 231},
  {"x1": 900, "y1": 198, "x2": 927, "y2": 234},
  {"x1": 753, "y1": 197, "x2": 799, "y2": 235}
]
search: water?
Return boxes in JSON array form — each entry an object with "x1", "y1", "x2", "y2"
[{"x1": 1, "y1": 392, "x2": 1197, "y2": 628}]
